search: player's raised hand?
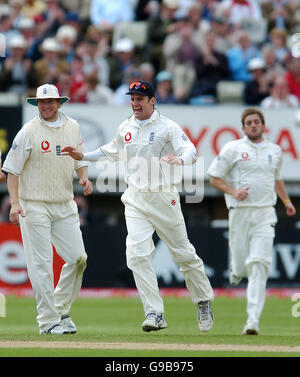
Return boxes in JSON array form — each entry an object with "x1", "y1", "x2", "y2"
[{"x1": 61, "y1": 146, "x2": 83, "y2": 160}]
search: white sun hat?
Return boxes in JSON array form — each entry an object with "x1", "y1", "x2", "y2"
[
  {"x1": 18, "y1": 17, "x2": 35, "y2": 29},
  {"x1": 56, "y1": 25, "x2": 77, "y2": 43},
  {"x1": 114, "y1": 38, "x2": 134, "y2": 53},
  {"x1": 26, "y1": 84, "x2": 70, "y2": 106},
  {"x1": 10, "y1": 35, "x2": 27, "y2": 49},
  {"x1": 248, "y1": 58, "x2": 266, "y2": 71},
  {"x1": 40, "y1": 37, "x2": 60, "y2": 52}
]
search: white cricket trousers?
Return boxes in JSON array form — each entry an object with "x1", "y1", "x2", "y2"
[
  {"x1": 229, "y1": 206, "x2": 277, "y2": 324},
  {"x1": 121, "y1": 188, "x2": 214, "y2": 316},
  {"x1": 19, "y1": 199, "x2": 87, "y2": 330}
]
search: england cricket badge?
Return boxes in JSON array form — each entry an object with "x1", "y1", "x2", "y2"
[
  {"x1": 268, "y1": 154, "x2": 272, "y2": 164},
  {"x1": 149, "y1": 132, "x2": 155, "y2": 144},
  {"x1": 56, "y1": 145, "x2": 61, "y2": 156}
]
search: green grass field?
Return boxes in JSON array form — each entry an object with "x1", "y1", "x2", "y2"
[{"x1": 0, "y1": 294, "x2": 299, "y2": 358}]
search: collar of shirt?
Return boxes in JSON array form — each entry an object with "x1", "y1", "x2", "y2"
[
  {"x1": 128, "y1": 108, "x2": 160, "y2": 128},
  {"x1": 135, "y1": 119, "x2": 148, "y2": 127},
  {"x1": 244, "y1": 136, "x2": 268, "y2": 148},
  {"x1": 38, "y1": 111, "x2": 66, "y2": 128}
]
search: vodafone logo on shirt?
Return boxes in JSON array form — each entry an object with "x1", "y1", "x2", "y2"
[
  {"x1": 241, "y1": 152, "x2": 250, "y2": 160},
  {"x1": 124, "y1": 132, "x2": 132, "y2": 143},
  {"x1": 41, "y1": 140, "x2": 51, "y2": 153}
]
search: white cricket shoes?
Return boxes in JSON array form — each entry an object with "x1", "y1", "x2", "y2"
[
  {"x1": 142, "y1": 312, "x2": 167, "y2": 332},
  {"x1": 243, "y1": 320, "x2": 259, "y2": 335},
  {"x1": 40, "y1": 323, "x2": 69, "y2": 335},
  {"x1": 197, "y1": 301, "x2": 214, "y2": 332},
  {"x1": 61, "y1": 314, "x2": 77, "y2": 334}
]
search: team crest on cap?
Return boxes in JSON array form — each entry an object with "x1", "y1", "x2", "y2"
[{"x1": 43, "y1": 87, "x2": 47, "y2": 94}]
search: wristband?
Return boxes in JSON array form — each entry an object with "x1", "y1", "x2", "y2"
[{"x1": 283, "y1": 199, "x2": 291, "y2": 205}]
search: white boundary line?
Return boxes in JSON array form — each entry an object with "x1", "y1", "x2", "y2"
[{"x1": 0, "y1": 341, "x2": 299, "y2": 353}]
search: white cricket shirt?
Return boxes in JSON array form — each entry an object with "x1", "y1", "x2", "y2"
[
  {"x1": 207, "y1": 136, "x2": 282, "y2": 209},
  {"x1": 95, "y1": 109, "x2": 197, "y2": 191},
  {"x1": 3, "y1": 112, "x2": 88, "y2": 177}
]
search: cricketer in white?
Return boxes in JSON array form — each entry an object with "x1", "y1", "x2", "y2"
[
  {"x1": 62, "y1": 81, "x2": 214, "y2": 332},
  {"x1": 208, "y1": 108, "x2": 296, "y2": 335},
  {"x1": 3, "y1": 84, "x2": 93, "y2": 335}
]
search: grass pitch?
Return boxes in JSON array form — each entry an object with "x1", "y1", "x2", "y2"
[{"x1": 0, "y1": 294, "x2": 299, "y2": 357}]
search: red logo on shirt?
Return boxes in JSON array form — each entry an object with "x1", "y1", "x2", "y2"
[
  {"x1": 41, "y1": 140, "x2": 51, "y2": 153},
  {"x1": 241, "y1": 152, "x2": 249, "y2": 160},
  {"x1": 124, "y1": 132, "x2": 132, "y2": 143},
  {"x1": 41, "y1": 140, "x2": 49, "y2": 150},
  {"x1": 171, "y1": 200, "x2": 176, "y2": 206}
]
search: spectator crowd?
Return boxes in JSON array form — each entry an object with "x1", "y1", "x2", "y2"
[{"x1": 1, "y1": 0, "x2": 300, "y2": 107}]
